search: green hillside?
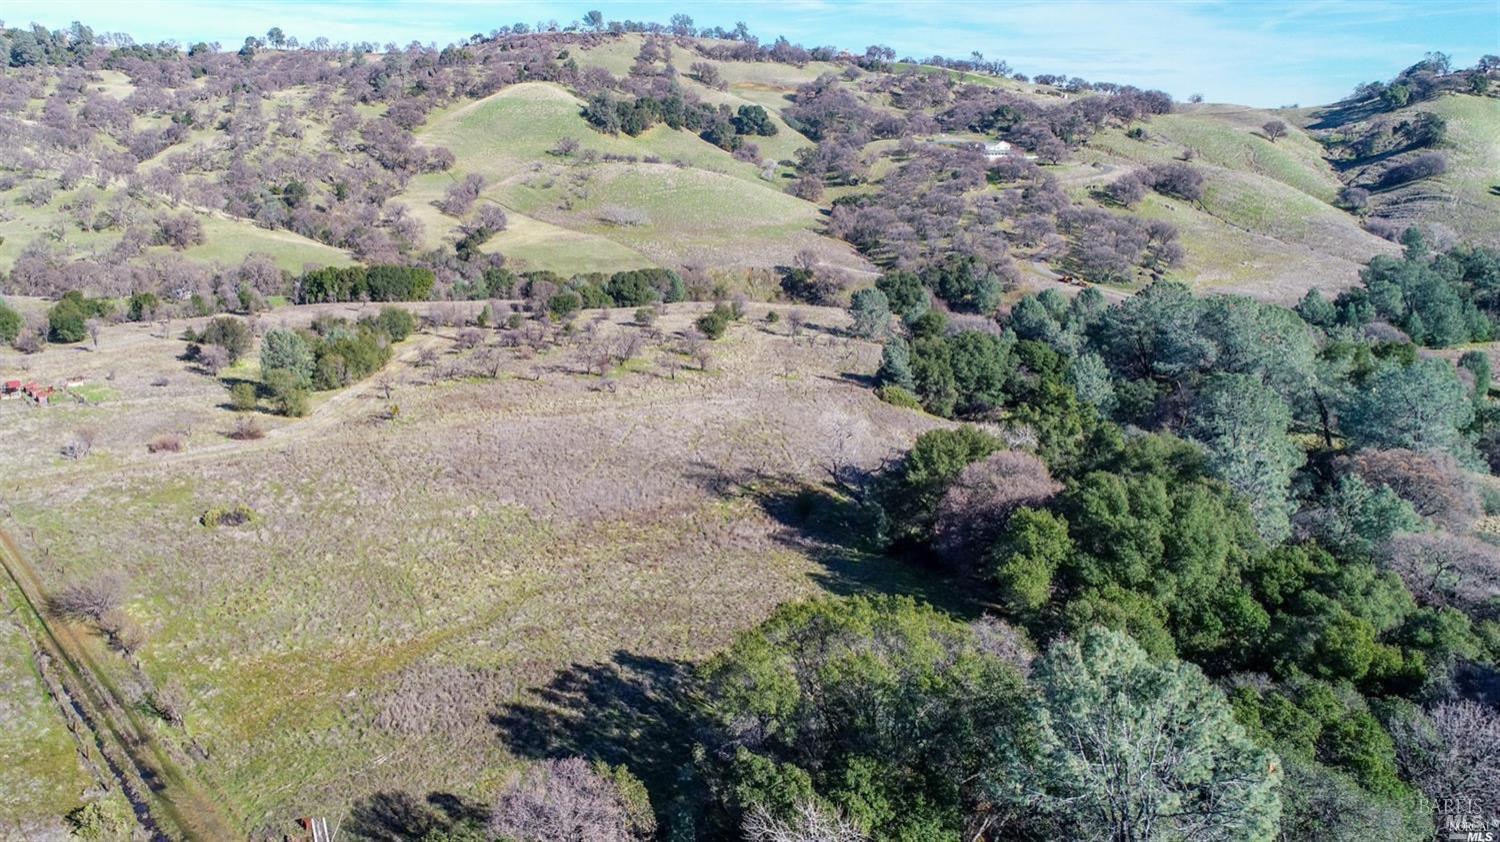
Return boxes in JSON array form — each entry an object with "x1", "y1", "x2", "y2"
[
  {"x1": 1371, "y1": 94, "x2": 1499, "y2": 247},
  {"x1": 405, "y1": 81, "x2": 868, "y2": 274},
  {"x1": 0, "y1": 29, "x2": 1491, "y2": 304}
]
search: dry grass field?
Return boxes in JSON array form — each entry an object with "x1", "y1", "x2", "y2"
[{"x1": 0, "y1": 302, "x2": 949, "y2": 837}]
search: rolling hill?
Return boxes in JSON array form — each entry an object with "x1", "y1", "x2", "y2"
[{"x1": 0, "y1": 29, "x2": 1493, "y2": 307}]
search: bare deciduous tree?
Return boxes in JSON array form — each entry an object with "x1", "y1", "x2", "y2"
[
  {"x1": 1382, "y1": 531, "x2": 1500, "y2": 616},
  {"x1": 743, "y1": 800, "x2": 867, "y2": 842},
  {"x1": 933, "y1": 451, "x2": 1062, "y2": 571},
  {"x1": 61, "y1": 427, "x2": 98, "y2": 460},
  {"x1": 1261, "y1": 119, "x2": 1287, "y2": 142},
  {"x1": 489, "y1": 758, "x2": 652, "y2": 842},
  {"x1": 1390, "y1": 701, "x2": 1500, "y2": 831},
  {"x1": 1343, "y1": 448, "x2": 1482, "y2": 531},
  {"x1": 787, "y1": 310, "x2": 807, "y2": 339},
  {"x1": 197, "y1": 343, "x2": 230, "y2": 375},
  {"x1": 49, "y1": 572, "x2": 126, "y2": 622}
]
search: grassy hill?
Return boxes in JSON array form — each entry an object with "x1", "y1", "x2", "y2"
[
  {"x1": 402, "y1": 81, "x2": 866, "y2": 275},
  {"x1": 0, "y1": 30, "x2": 1492, "y2": 305},
  {"x1": 1306, "y1": 93, "x2": 1500, "y2": 248},
  {"x1": 1082, "y1": 109, "x2": 1399, "y2": 297}
]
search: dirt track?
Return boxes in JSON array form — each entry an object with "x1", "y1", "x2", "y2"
[{"x1": 0, "y1": 527, "x2": 235, "y2": 841}]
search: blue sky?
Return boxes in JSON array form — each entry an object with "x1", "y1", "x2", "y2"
[{"x1": 4, "y1": 1, "x2": 1496, "y2": 106}]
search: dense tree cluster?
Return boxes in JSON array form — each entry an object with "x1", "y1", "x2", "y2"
[
  {"x1": 297, "y1": 264, "x2": 435, "y2": 303},
  {"x1": 937, "y1": 82, "x2": 1173, "y2": 160},
  {"x1": 253, "y1": 306, "x2": 411, "y2": 414},
  {"x1": 46, "y1": 289, "x2": 112, "y2": 342},
  {"x1": 577, "y1": 38, "x2": 779, "y2": 154},
  {"x1": 817, "y1": 242, "x2": 1500, "y2": 840},
  {"x1": 1299, "y1": 230, "x2": 1500, "y2": 347},
  {"x1": 678, "y1": 598, "x2": 1281, "y2": 840},
  {"x1": 0, "y1": 20, "x2": 627, "y2": 296},
  {"x1": 1344, "y1": 51, "x2": 1498, "y2": 112}
]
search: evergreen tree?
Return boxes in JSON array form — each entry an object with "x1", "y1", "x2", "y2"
[
  {"x1": 1187, "y1": 373, "x2": 1305, "y2": 541},
  {"x1": 990, "y1": 628, "x2": 1281, "y2": 840},
  {"x1": 848, "y1": 287, "x2": 891, "y2": 338},
  {"x1": 876, "y1": 336, "x2": 915, "y2": 390}
]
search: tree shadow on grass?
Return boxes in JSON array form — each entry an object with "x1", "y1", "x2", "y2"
[
  {"x1": 491, "y1": 651, "x2": 700, "y2": 825},
  {"x1": 820, "y1": 371, "x2": 876, "y2": 388},
  {"x1": 345, "y1": 789, "x2": 489, "y2": 841},
  {"x1": 683, "y1": 462, "x2": 982, "y2": 618}
]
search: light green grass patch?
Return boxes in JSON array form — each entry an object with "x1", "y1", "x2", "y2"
[
  {"x1": 69, "y1": 383, "x2": 120, "y2": 404},
  {"x1": 175, "y1": 216, "x2": 354, "y2": 271},
  {"x1": 0, "y1": 606, "x2": 92, "y2": 822}
]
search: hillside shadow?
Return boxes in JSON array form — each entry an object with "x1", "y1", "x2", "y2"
[
  {"x1": 345, "y1": 789, "x2": 489, "y2": 841},
  {"x1": 1329, "y1": 144, "x2": 1420, "y2": 174},
  {"x1": 1305, "y1": 98, "x2": 1387, "y2": 131},
  {"x1": 491, "y1": 651, "x2": 699, "y2": 817}
]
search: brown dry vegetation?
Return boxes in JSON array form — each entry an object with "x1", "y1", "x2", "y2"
[{"x1": 0, "y1": 302, "x2": 945, "y2": 834}]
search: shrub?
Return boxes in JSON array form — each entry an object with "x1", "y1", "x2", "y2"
[
  {"x1": 876, "y1": 384, "x2": 922, "y2": 409},
  {"x1": 0, "y1": 298, "x2": 23, "y2": 343},
  {"x1": 65, "y1": 797, "x2": 133, "y2": 842},
  {"x1": 696, "y1": 303, "x2": 735, "y2": 339},
  {"x1": 228, "y1": 417, "x2": 265, "y2": 440},
  {"x1": 147, "y1": 434, "x2": 184, "y2": 453},
  {"x1": 199, "y1": 317, "x2": 253, "y2": 362},
  {"x1": 1380, "y1": 152, "x2": 1447, "y2": 188},
  {"x1": 201, "y1": 504, "x2": 256, "y2": 528}
]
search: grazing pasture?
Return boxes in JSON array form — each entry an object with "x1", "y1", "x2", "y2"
[{"x1": 0, "y1": 302, "x2": 943, "y2": 835}]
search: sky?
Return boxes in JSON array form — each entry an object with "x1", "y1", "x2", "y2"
[{"x1": 3, "y1": 1, "x2": 1497, "y2": 106}]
